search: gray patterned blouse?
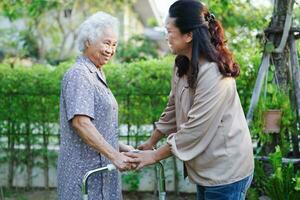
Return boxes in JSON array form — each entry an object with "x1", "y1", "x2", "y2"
[{"x1": 57, "y1": 56, "x2": 122, "y2": 200}]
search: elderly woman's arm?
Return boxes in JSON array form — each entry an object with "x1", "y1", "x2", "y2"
[{"x1": 72, "y1": 115, "x2": 134, "y2": 171}]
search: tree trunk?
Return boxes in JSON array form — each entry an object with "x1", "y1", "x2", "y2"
[{"x1": 31, "y1": 19, "x2": 46, "y2": 62}]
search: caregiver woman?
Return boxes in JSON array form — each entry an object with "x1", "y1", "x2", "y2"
[{"x1": 125, "y1": 1, "x2": 254, "y2": 199}]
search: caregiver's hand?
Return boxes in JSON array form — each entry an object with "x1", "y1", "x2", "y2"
[
  {"x1": 138, "y1": 140, "x2": 155, "y2": 150},
  {"x1": 124, "y1": 150, "x2": 157, "y2": 170},
  {"x1": 138, "y1": 129, "x2": 164, "y2": 150},
  {"x1": 119, "y1": 142, "x2": 135, "y2": 152}
]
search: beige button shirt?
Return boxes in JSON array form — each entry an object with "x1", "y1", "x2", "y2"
[{"x1": 155, "y1": 61, "x2": 254, "y2": 186}]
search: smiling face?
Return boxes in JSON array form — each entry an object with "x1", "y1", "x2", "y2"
[
  {"x1": 165, "y1": 16, "x2": 193, "y2": 56},
  {"x1": 84, "y1": 28, "x2": 118, "y2": 68}
]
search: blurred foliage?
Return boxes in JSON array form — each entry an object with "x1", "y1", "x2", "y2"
[
  {"x1": 0, "y1": 0, "x2": 59, "y2": 20},
  {"x1": 0, "y1": 0, "x2": 61, "y2": 61},
  {"x1": 122, "y1": 171, "x2": 140, "y2": 191},
  {"x1": 115, "y1": 35, "x2": 159, "y2": 63},
  {"x1": 253, "y1": 146, "x2": 300, "y2": 199},
  {"x1": 0, "y1": 0, "x2": 134, "y2": 20},
  {"x1": 147, "y1": 17, "x2": 158, "y2": 27},
  {"x1": 246, "y1": 187, "x2": 260, "y2": 200},
  {"x1": 249, "y1": 65, "x2": 296, "y2": 156},
  {"x1": 0, "y1": 0, "x2": 136, "y2": 62}
]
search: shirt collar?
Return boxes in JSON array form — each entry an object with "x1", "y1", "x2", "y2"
[{"x1": 77, "y1": 55, "x2": 108, "y2": 87}]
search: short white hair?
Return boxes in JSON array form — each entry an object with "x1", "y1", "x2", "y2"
[{"x1": 77, "y1": 11, "x2": 119, "y2": 52}]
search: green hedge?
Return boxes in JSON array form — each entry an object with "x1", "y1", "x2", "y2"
[
  {"x1": 0, "y1": 64, "x2": 59, "y2": 123},
  {"x1": 0, "y1": 56, "x2": 175, "y2": 125},
  {"x1": 0, "y1": 57, "x2": 176, "y2": 187},
  {"x1": 3, "y1": 54, "x2": 298, "y2": 192},
  {"x1": 0, "y1": 54, "x2": 262, "y2": 125},
  {"x1": 105, "y1": 56, "x2": 175, "y2": 125}
]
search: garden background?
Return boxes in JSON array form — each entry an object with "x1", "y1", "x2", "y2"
[{"x1": 0, "y1": 0, "x2": 299, "y2": 199}]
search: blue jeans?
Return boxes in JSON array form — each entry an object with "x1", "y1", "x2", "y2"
[{"x1": 196, "y1": 174, "x2": 253, "y2": 200}]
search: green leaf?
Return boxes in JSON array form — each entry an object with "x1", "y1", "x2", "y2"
[{"x1": 265, "y1": 41, "x2": 275, "y2": 53}]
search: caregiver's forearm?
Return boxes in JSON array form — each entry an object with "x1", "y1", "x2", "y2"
[
  {"x1": 149, "y1": 129, "x2": 164, "y2": 146},
  {"x1": 72, "y1": 115, "x2": 119, "y2": 161},
  {"x1": 153, "y1": 143, "x2": 173, "y2": 162}
]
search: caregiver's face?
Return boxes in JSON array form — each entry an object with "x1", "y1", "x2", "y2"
[
  {"x1": 165, "y1": 16, "x2": 192, "y2": 55},
  {"x1": 85, "y1": 28, "x2": 118, "y2": 68}
]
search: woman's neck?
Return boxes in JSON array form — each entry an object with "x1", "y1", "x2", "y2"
[
  {"x1": 181, "y1": 47, "x2": 192, "y2": 61},
  {"x1": 82, "y1": 53, "x2": 102, "y2": 69}
]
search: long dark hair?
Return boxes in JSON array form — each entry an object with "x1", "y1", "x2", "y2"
[{"x1": 169, "y1": 0, "x2": 240, "y2": 88}]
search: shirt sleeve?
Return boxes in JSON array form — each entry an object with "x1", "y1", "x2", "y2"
[
  {"x1": 155, "y1": 68, "x2": 177, "y2": 135},
  {"x1": 63, "y1": 69, "x2": 95, "y2": 121},
  {"x1": 167, "y1": 64, "x2": 234, "y2": 161},
  {"x1": 155, "y1": 89, "x2": 177, "y2": 135}
]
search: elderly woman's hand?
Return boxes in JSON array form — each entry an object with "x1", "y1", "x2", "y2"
[
  {"x1": 112, "y1": 153, "x2": 136, "y2": 171},
  {"x1": 123, "y1": 150, "x2": 157, "y2": 170}
]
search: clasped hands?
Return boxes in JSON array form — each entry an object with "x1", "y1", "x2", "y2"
[{"x1": 114, "y1": 141, "x2": 157, "y2": 171}]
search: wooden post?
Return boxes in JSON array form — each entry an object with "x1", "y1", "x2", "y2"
[
  {"x1": 0, "y1": 187, "x2": 3, "y2": 200},
  {"x1": 288, "y1": 35, "x2": 300, "y2": 157},
  {"x1": 42, "y1": 122, "x2": 49, "y2": 189},
  {"x1": 25, "y1": 121, "x2": 32, "y2": 189},
  {"x1": 135, "y1": 124, "x2": 140, "y2": 148},
  {"x1": 8, "y1": 121, "x2": 14, "y2": 189},
  {"x1": 127, "y1": 94, "x2": 131, "y2": 145},
  {"x1": 246, "y1": 53, "x2": 270, "y2": 123},
  {"x1": 7, "y1": 95, "x2": 15, "y2": 189},
  {"x1": 288, "y1": 35, "x2": 300, "y2": 116},
  {"x1": 172, "y1": 157, "x2": 179, "y2": 196}
]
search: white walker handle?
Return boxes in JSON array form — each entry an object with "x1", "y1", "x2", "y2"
[
  {"x1": 82, "y1": 164, "x2": 116, "y2": 200},
  {"x1": 159, "y1": 192, "x2": 166, "y2": 200},
  {"x1": 107, "y1": 164, "x2": 116, "y2": 171},
  {"x1": 83, "y1": 194, "x2": 88, "y2": 200}
]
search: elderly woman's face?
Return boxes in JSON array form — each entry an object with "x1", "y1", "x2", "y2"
[{"x1": 85, "y1": 28, "x2": 118, "y2": 68}]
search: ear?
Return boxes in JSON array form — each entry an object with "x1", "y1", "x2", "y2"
[
  {"x1": 184, "y1": 32, "x2": 193, "y2": 43},
  {"x1": 85, "y1": 40, "x2": 91, "y2": 48}
]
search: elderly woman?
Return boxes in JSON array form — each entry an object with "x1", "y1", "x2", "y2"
[{"x1": 57, "y1": 12, "x2": 134, "y2": 200}]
